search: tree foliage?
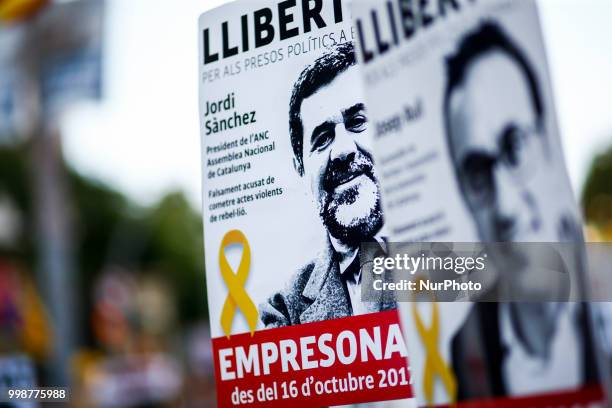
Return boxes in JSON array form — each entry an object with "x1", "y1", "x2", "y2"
[
  {"x1": 0, "y1": 144, "x2": 207, "y2": 337},
  {"x1": 582, "y1": 143, "x2": 612, "y2": 228}
]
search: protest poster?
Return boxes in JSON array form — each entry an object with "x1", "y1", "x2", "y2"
[
  {"x1": 198, "y1": 1, "x2": 412, "y2": 406},
  {"x1": 351, "y1": 0, "x2": 603, "y2": 406}
]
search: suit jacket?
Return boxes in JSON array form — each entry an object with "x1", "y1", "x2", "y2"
[
  {"x1": 451, "y1": 302, "x2": 599, "y2": 401},
  {"x1": 260, "y1": 239, "x2": 396, "y2": 328}
]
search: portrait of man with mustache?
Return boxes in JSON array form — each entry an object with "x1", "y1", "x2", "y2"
[{"x1": 259, "y1": 42, "x2": 394, "y2": 328}]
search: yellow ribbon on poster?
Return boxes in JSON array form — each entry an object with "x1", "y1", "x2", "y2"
[
  {"x1": 412, "y1": 279, "x2": 457, "y2": 406},
  {"x1": 219, "y1": 230, "x2": 258, "y2": 338}
]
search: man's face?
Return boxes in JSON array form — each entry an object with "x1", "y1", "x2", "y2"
[
  {"x1": 300, "y1": 66, "x2": 383, "y2": 246},
  {"x1": 448, "y1": 52, "x2": 546, "y2": 242}
]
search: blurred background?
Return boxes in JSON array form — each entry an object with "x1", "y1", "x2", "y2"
[{"x1": 0, "y1": 0, "x2": 611, "y2": 407}]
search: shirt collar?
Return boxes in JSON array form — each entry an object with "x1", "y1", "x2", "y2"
[{"x1": 329, "y1": 234, "x2": 386, "y2": 276}]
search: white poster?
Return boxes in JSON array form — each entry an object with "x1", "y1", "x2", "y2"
[
  {"x1": 352, "y1": 0, "x2": 600, "y2": 406},
  {"x1": 198, "y1": 1, "x2": 411, "y2": 406}
]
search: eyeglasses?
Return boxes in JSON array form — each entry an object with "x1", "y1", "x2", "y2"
[{"x1": 459, "y1": 124, "x2": 542, "y2": 206}]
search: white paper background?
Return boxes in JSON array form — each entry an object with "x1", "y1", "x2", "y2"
[
  {"x1": 352, "y1": 0, "x2": 582, "y2": 405},
  {"x1": 199, "y1": 0, "x2": 360, "y2": 339}
]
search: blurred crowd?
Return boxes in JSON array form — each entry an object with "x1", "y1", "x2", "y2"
[{"x1": 0, "y1": 144, "x2": 216, "y2": 406}]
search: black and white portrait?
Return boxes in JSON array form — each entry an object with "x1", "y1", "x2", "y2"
[
  {"x1": 259, "y1": 42, "x2": 394, "y2": 328},
  {"x1": 443, "y1": 22, "x2": 598, "y2": 400}
]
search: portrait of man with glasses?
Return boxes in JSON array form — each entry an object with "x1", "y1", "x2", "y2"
[
  {"x1": 444, "y1": 22, "x2": 598, "y2": 401},
  {"x1": 444, "y1": 22, "x2": 551, "y2": 244}
]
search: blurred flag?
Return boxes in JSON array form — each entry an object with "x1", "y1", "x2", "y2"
[
  {"x1": 0, "y1": 26, "x2": 23, "y2": 140},
  {"x1": 0, "y1": 262, "x2": 52, "y2": 360},
  {"x1": 0, "y1": 0, "x2": 104, "y2": 140},
  {"x1": 35, "y1": 0, "x2": 104, "y2": 115},
  {"x1": 19, "y1": 276, "x2": 52, "y2": 359},
  {"x1": 0, "y1": 0, "x2": 47, "y2": 23}
]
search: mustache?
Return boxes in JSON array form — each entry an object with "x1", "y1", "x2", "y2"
[{"x1": 322, "y1": 150, "x2": 376, "y2": 193}]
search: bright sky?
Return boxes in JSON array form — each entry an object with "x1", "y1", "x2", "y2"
[{"x1": 61, "y1": 0, "x2": 612, "y2": 210}]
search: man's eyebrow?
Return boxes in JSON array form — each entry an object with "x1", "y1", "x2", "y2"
[
  {"x1": 310, "y1": 121, "x2": 336, "y2": 145},
  {"x1": 342, "y1": 103, "x2": 365, "y2": 119}
]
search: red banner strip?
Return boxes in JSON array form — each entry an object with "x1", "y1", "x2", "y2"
[{"x1": 211, "y1": 310, "x2": 413, "y2": 407}]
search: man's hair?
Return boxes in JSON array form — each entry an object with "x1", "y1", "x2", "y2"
[
  {"x1": 289, "y1": 42, "x2": 356, "y2": 176},
  {"x1": 443, "y1": 22, "x2": 545, "y2": 139}
]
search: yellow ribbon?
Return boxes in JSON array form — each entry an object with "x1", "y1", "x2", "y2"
[
  {"x1": 219, "y1": 230, "x2": 258, "y2": 338},
  {"x1": 412, "y1": 279, "x2": 457, "y2": 406}
]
